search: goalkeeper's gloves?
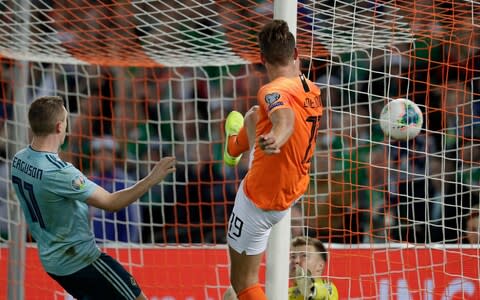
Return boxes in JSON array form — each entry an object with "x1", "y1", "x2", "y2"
[{"x1": 295, "y1": 265, "x2": 316, "y2": 300}]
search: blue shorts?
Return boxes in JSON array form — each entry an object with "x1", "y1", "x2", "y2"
[{"x1": 48, "y1": 253, "x2": 142, "y2": 300}]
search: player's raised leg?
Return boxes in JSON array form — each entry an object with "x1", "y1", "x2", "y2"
[
  {"x1": 224, "y1": 105, "x2": 259, "y2": 167},
  {"x1": 226, "y1": 181, "x2": 289, "y2": 300},
  {"x1": 224, "y1": 111, "x2": 247, "y2": 166}
]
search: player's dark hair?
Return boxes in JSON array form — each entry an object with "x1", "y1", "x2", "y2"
[
  {"x1": 291, "y1": 236, "x2": 328, "y2": 262},
  {"x1": 28, "y1": 96, "x2": 65, "y2": 136},
  {"x1": 258, "y1": 19, "x2": 296, "y2": 66}
]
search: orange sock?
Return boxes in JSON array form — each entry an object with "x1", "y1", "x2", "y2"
[
  {"x1": 237, "y1": 284, "x2": 267, "y2": 300},
  {"x1": 227, "y1": 126, "x2": 250, "y2": 157}
]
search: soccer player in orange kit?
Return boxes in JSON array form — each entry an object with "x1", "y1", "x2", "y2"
[{"x1": 223, "y1": 19, "x2": 323, "y2": 300}]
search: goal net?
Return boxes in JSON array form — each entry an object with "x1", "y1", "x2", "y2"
[{"x1": 0, "y1": 0, "x2": 479, "y2": 299}]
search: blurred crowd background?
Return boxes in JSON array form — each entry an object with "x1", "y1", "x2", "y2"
[{"x1": 0, "y1": 0, "x2": 479, "y2": 246}]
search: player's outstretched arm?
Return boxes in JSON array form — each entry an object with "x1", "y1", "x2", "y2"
[
  {"x1": 258, "y1": 108, "x2": 294, "y2": 154},
  {"x1": 87, "y1": 156, "x2": 176, "y2": 212}
]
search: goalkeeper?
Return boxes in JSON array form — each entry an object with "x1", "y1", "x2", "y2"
[
  {"x1": 289, "y1": 236, "x2": 338, "y2": 300},
  {"x1": 223, "y1": 236, "x2": 338, "y2": 300}
]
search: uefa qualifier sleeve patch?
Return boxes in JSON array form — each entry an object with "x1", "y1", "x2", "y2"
[
  {"x1": 71, "y1": 173, "x2": 87, "y2": 190},
  {"x1": 264, "y1": 92, "x2": 284, "y2": 111}
]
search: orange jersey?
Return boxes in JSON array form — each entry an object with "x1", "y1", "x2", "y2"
[{"x1": 244, "y1": 74, "x2": 323, "y2": 210}]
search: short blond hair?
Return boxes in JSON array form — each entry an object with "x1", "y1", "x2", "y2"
[
  {"x1": 28, "y1": 96, "x2": 65, "y2": 136},
  {"x1": 291, "y1": 236, "x2": 328, "y2": 262}
]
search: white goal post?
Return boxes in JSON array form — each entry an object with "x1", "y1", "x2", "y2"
[{"x1": 265, "y1": 1, "x2": 298, "y2": 300}]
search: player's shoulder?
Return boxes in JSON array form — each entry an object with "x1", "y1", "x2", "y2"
[
  {"x1": 12, "y1": 148, "x2": 70, "y2": 174},
  {"x1": 43, "y1": 153, "x2": 71, "y2": 170},
  {"x1": 305, "y1": 77, "x2": 321, "y2": 94},
  {"x1": 260, "y1": 75, "x2": 319, "y2": 94},
  {"x1": 12, "y1": 146, "x2": 31, "y2": 161},
  {"x1": 14, "y1": 147, "x2": 71, "y2": 170},
  {"x1": 258, "y1": 77, "x2": 295, "y2": 106},
  {"x1": 259, "y1": 76, "x2": 291, "y2": 94}
]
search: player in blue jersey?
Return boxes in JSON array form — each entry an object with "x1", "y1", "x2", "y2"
[{"x1": 11, "y1": 96, "x2": 176, "y2": 300}]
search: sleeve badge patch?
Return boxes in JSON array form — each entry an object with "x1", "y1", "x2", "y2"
[
  {"x1": 265, "y1": 92, "x2": 281, "y2": 105},
  {"x1": 71, "y1": 174, "x2": 86, "y2": 191}
]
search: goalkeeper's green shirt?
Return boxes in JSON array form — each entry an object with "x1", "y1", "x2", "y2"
[{"x1": 289, "y1": 278, "x2": 339, "y2": 300}]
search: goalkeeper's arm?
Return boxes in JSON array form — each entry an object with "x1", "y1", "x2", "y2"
[
  {"x1": 290, "y1": 265, "x2": 316, "y2": 300},
  {"x1": 311, "y1": 279, "x2": 339, "y2": 300},
  {"x1": 290, "y1": 266, "x2": 339, "y2": 300}
]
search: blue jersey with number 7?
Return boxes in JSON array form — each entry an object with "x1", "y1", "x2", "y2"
[{"x1": 11, "y1": 146, "x2": 100, "y2": 276}]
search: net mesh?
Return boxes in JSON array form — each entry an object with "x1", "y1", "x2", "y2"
[{"x1": 1, "y1": 0, "x2": 479, "y2": 299}]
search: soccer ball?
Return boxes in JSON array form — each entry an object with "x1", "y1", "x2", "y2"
[{"x1": 379, "y1": 98, "x2": 423, "y2": 140}]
